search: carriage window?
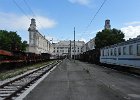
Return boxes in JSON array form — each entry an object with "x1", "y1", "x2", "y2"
[
  {"x1": 137, "y1": 44, "x2": 140, "y2": 55},
  {"x1": 102, "y1": 50, "x2": 104, "y2": 56},
  {"x1": 118, "y1": 47, "x2": 121, "y2": 55},
  {"x1": 129, "y1": 45, "x2": 133, "y2": 55},
  {"x1": 110, "y1": 49, "x2": 113, "y2": 56},
  {"x1": 114, "y1": 48, "x2": 117, "y2": 56},
  {"x1": 123, "y1": 47, "x2": 126, "y2": 55},
  {"x1": 107, "y1": 50, "x2": 109, "y2": 56}
]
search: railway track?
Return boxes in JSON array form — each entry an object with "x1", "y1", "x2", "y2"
[{"x1": 0, "y1": 60, "x2": 61, "y2": 100}]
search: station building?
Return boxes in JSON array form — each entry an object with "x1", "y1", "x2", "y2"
[
  {"x1": 81, "y1": 38, "x2": 95, "y2": 53},
  {"x1": 104, "y1": 19, "x2": 111, "y2": 30},
  {"x1": 28, "y1": 18, "x2": 53, "y2": 54},
  {"x1": 52, "y1": 41, "x2": 85, "y2": 58}
]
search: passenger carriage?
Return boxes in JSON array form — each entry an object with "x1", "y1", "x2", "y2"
[{"x1": 100, "y1": 36, "x2": 140, "y2": 68}]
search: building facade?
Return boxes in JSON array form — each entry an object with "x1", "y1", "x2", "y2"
[
  {"x1": 104, "y1": 19, "x2": 111, "y2": 30},
  {"x1": 82, "y1": 38, "x2": 95, "y2": 53},
  {"x1": 28, "y1": 18, "x2": 53, "y2": 54},
  {"x1": 52, "y1": 41, "x2": 85, "y2": 58}
]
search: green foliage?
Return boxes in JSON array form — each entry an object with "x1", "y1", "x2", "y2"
[
  {"x1": 0, "y1": 30, "x2": 28, "y2": 51},
  {"x1": 95, "y1": 28, "x2": 125, "y2": 49}
]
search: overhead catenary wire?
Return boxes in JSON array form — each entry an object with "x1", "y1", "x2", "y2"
[
  {"x1": 13, "y1": 0, "x2": 49, "y2": 39},
  {"x1": 84, "y1": 0, "x2": 108, "y2": 34},
  {"x1": 23, "y1": 0, "x2": 44, "y2": 28},
  {"x1": 23, "y1": 0, "x2": 36, "y2": 18},
  {"x1": 12, "y1": 0, "x2": 30, "y2": 20},
  {"x1": 23, "y1": 0, "x2": 49, "y2": 38}
]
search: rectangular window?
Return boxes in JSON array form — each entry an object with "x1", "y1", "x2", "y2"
[
  {"x1": 137, "y1": 44, "x2": 140, "y2": 55},
  {"x1": 114, "y1": 48, "x2": 117, "y2": 56},
  {"x1": 123, "y1": 47, "x2": 126, "y2": 55},
  {"x1": 110, "y1": 49, "x2": 113, "y2": 56},
  {"x1": 118, "y1": 47, "x2": 121, "y2": 55},
  {"x1": 102, "y1": 50, "x2": 104, "y2": 56},
  {"x1": 129, "y1": 45, "x2": 133, "y2": 55}
]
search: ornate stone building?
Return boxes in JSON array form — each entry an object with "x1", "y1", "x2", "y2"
[
  {"x1": 104, "y1": 19, "x2": 111, "y2": 30},
  {"x1": 52, "y1": 41, "x2": 85, "y2": 58},
  {"x1": 28, "y1": 18, "x2": 53, "y2": 54}
]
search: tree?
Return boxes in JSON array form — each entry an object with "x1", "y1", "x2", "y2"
[
  {"x1": 22, "y1": 41, "x2": 28, "y2": 51},
  {"x1": 0, "y1": 30, "x2": 28, "y2": 51},
  {"x1": 95, "y1": 28, "x2": 125, "y2": 49}
]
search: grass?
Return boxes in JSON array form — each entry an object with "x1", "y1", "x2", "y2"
[{"x1": 0, "y1": 60, "x2": 55, "y2": 80}]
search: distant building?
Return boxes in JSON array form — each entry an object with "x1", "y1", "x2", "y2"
[
  {"x1": 28, "y1": 18, "x2": 53, "y2": 54},
  {"x1": 82, "y1": 38, "x2": 95, "y2": 52},
  {"x1": 52, "y1": 41, "x2": 85, "y2": 58},
  {"x1": 104, "y1": 19, "x2": 111, "y2": 30}
]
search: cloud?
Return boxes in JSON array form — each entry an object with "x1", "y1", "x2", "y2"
[
  {"x1": 79, "y1": 38, "x2": 86, "y2": 42},
  {"x1": 121, "y1": 25, "x2": 140, "y2": 40},
  {"x1": 36, "y1": 16, "x2": 57, "y2": 29},
  {"x1": 0, "y1": 12, "x2": 57, "y2": 42},
  {"x1": 0, "y1": 12, "x2": 57, "y2": 31},
  {"x1": 68, "y1": 0, "x2": 91, "y2": 6},
  {"x1": 124, "y1": 21, "x2": 140, "y2": 26}
]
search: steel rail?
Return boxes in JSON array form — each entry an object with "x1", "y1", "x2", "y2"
[{"x1": 0, "y1": 60, "x2": 61, "y2": 100}]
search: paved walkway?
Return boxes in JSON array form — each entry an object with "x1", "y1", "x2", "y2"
[{"x1": 24, "y1": 59, "x2": 140, "y2": 100}]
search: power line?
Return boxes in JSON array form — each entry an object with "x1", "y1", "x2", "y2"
[
  {"x1": 12, "y1": 0, "x2": 30, "y2": 20},
  {"x1": 84, "y1": 0, "x2": 108, "y2": 34},
  {"x1": 23, "y1": 0, "x2": 36, "y2": 18},
  {"x1": 23, "y1": 0, "x2": 47, "y2": 35},
  {"x1": 13, "y1": 0, "x2": 47, "y2": 37}
]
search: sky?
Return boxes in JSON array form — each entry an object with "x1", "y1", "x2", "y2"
[{"x1": 0, "y1": 0, "x2": 140, "y2": 43}]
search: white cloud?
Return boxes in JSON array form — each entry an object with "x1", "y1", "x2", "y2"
[
  {"x1": 36, "y1": 16, "x2": 57, "y2": 29},
  {"x1": 0, "y1": 12, "x2": 57, "y2": 42},
  {"x1": 0, "y1": 12, "x2": 57, "y2": 31},
  {"x1": 79, "y1": 38, "x2": 86, "y2": 42},
  {"x1": 124, "y1": 21, "x2": 140, "y2": 26},
  {"x1": 121, "y1": 25, "x2": 140, "y2": 40},
  {"x1": 68, "y1": 0, "x2": 91, "y2": 6}
]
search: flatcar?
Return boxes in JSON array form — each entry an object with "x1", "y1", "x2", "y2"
[
  {"x1": 0, "y1": 49, "x2": 53, "y2": 71},
  {"x1": 100, "y1": 36, "x2": 140, "y2": 68}
]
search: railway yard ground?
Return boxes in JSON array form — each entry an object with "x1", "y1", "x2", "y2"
[
  {"x1": 23, "y1": 59, "x2": 140, "y2": 100},
  {"x1": 0, "y1": 60, "x2": 54, "y2": 82}
]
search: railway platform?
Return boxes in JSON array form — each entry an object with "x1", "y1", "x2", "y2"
[{"x1": 24, "y1": 59, "x2": 140, "y2": 100}]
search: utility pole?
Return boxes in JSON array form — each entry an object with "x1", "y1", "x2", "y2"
[
  {"x1": 74, "y1": 27, "x2": 75, "y2": 62},
  {"x1": 70, "y1": 40, "x2": 71, "y2": 59}
]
